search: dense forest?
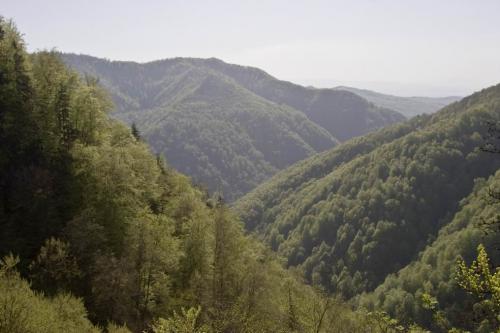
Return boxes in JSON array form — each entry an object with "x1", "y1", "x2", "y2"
[
  {"x1": 61, "y1": 54, "x2": 405, "y2": 201},
  {"x1": 0, "y1": 18, "x2": 433, "y2": 333},
  {"x1": 335, "y1": 86, "x2": 461, "y2": 118},
  {"x1": 235, "y1": 83, "x2": 500, "y2": 331},
  {"x1": 359, "y1": 170, "x2": 500, "y2": 331},
  {"x1": 1, "y1": 16, "x2": 500, "y2": 333}
]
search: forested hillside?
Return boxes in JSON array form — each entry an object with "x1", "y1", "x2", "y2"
[
  {"x1": 335, "y1": 86, "x2": 460, "y2": 118},
  {"x1": 188, "y1": 58, "x2": 405, "y2": 141},
  {"x1": 0, "y1": 19, "x2": 422, "y2": 333},
  {"x1": 359, "y1": 170, "x2": 500, "y2": 331},
  {"x1": 61, "y1": 54, "x2": 404, "y2": 201},
  {"x1": 235, "y1": 83, "x2": 500, "y2": 330},
  {"x1": 2, "y1": 10, "x2": 499, "y2": 333}
]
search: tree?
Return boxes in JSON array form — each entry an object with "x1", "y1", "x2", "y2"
[
  {"x1": 131, "y1": 123, "x2": 141, "y2": 141},
  {"x1": 209, "y1": 200, "x2": 246, "y2": 330},
  {"x1": 420, "y1": 293, "x2": 454, "y2": 332},
  {"x1": 480, "y1": 121, "x2": 500, "y2": 154},
  {"x1": 126, "y1": 215, "x2": 180, "y2": 330},
  {"x1": 286, "y1": 282, "x2": 302, "y2": 332},
  {"x1": 455, "y1": 244, "x2": 500, "y2": 330},
  {"x1": 477, "y1": 121, "x2": 500, "y2": 247},
  {"x1": 151, "y1": 307, "x2": 208, "y2": 333},
  {"x1": 29, "y1": 238, "x2": 81, "y2": 295},
  {"x1": 0, "y1": 254, "x2": 100, "y2": 333}
]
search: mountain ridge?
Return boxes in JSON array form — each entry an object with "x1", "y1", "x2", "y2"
[
  {"x1": 61, "y1": 53, "x2": 405, "y2": 200},
  {"x1": 335, "y1": 85, "x2": 461, "y2": 118}
]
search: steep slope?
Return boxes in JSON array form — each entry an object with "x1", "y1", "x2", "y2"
[
  {"x1": 359, "y1": 170, "x2": 500, "y2": 330},
  {"x1": 61, "y1": 54, "x2": 339, "y2": 201},
  {"x1": 62, "y1": 54, "x2": 404, "y2": 200},
  {"x1": 235, "y1": 84, "x2": 500, "y2": 300},
  {"x1": 194, "y1": 58, "x2": 405, "y2": 141},
  {"x1": 336, "y1": 86, "x2": 461, "y2": 118}
]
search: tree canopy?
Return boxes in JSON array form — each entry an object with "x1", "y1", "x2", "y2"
[{"x1": 236, "y1": 83, "x2": 500, "y2": 331}]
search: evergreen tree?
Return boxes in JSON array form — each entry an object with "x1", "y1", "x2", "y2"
[{"x1": 131, "y1": 122, "x2": 141, "y2": 141}]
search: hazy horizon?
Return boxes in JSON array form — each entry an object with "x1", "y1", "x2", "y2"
[{"x1": 4, "y1": 0, "x2": 500, "y2": 97}]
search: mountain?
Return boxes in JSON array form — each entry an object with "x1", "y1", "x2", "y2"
[
  {"x1": 1, "y1": 23, "x2": 389, "y2": 333},
  {"x1": 188, "y1": 59, "x2": 405, "y2": 141},
  {"x1": 61, "y1": 54, "x2": 404, "y2": 201},
  {"x1": 335, "y1": 86, "x2": 461, "y2": 118},
  {"x1": 235, "y1": 83, "x2": 500, "y2": 325},
  {"x1": 3, "y1": 17, "x2": 499, "y2": 333}
]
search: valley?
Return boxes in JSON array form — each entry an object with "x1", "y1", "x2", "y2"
[{"x1": 1, "y1": 6, "x2": 499, "y2": 332}]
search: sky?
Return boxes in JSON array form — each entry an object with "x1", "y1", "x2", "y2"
[{"x1": 3, "y1": 0, "x2": 500, "y2": 97}]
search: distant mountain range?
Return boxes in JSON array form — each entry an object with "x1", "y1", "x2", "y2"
[
  {"x1": 61, "y1": 54, "x2": 453, "y2": 200},
  {"x1": 335, "y1": 86, "x2": 461, "y2": 118}
]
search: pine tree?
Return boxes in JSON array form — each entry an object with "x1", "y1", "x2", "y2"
[{"x1": 131, "y1": 123, "x2": 141, "y2": 141}]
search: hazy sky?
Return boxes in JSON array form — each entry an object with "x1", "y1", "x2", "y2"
[{"x1": 3, "y1": 0, "x2": 500, "y2": 96}]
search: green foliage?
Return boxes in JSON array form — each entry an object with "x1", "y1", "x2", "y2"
[
  {"x1": 61, "y1": 53, "x2": 404, "y2": 201},
  {"x1": 151, "y1": 307, "x2": 208, "y2": 333},
  {"x1": 237, "y1": 83, "x2": 500, "y2": 302},
  {"x1": 106, "y1": 323, "x2": 132, "y2": 333},
  {"x1": 365, "y1": 311, "x2": 406, "y2": 332},
  {"x1": 236, "y1": 83, "x2": 500, "y2": 332},
  {"x1": 455, "y1": 245, "x2": 500, "y2": 330},
  {"x1": 359, "y1": 170, "x2": 500, "y2": 331},
  {"x1": 29, "y1": 237, "x2": 81, "y2": 295},
  {"x1": 61, "y1": 53, "x2": 343, "y2": 201},
  {"x1": 195, "y1": 57, "x2": 405, "y2": 140},
  {"x1": 3, "y1": 17, "x2": 499, "y2": 333},
  {"x1": 0, "y1": 254, "x2": 100, "y2": 333},
  {"x1": 456, "y1": 245, "x2": 500, "y2": 307},
  {"x1": 0, "y1": 19, "x2": 398, "y2": 333},
  {"x1": 420, "y1": 293, "x2": 452, "y2": 331},
  {"x1": 418, "y1": 242, "x2": 500, "y2": 333}
]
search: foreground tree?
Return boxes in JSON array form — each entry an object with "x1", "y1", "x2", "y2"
[{"x1": 455, "y1": 245, "x2": 500, "y2": 331}]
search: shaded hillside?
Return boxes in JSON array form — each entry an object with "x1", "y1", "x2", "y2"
[
  {"x1": 336, "y1": 86, "x2": 461, "y2": 118},
  {"x1": 194, "y1": 58, "x2": 405, "y2": 141},
  {"x1": 235, "y1": 84, "x2": 500, "y2": 302},
  {"x1": 62, "y1": 54, "x2": 404, "y2": 200}
]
